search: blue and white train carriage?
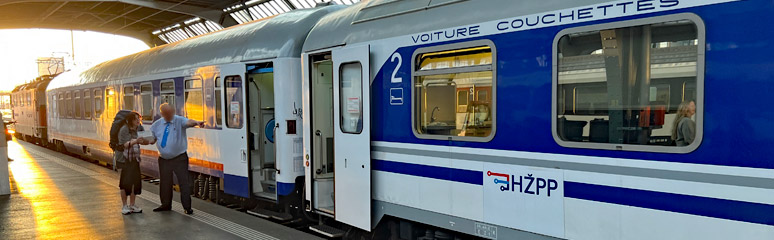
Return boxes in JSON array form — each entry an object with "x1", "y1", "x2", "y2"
[
  {"x1": 45, "y1": 6, "x2": 342, "y2": 205},
  {"x1": 301, "y1": 0, "x2": 774, "y2": 239}
]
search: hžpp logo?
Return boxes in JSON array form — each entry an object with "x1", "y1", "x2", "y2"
[{"x1": 487, "y1": 171, "x2": 559, "y2": 197}]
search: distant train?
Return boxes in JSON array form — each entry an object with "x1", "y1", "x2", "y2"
[
  {"x1": 10, "y1": 74, "x2": 57, "y2": 145},
  {"x1": 12, "y1": 0, "x2": 774, "y2": 239}
]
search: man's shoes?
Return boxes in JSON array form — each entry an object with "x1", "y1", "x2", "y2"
[
  {"x1": 184, "y1": 209, "x2": 194, "y2": 215},
  {"x1": 153, "y1": 206, "x2": 172, "y2": 212}
]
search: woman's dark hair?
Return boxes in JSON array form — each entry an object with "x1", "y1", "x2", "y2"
[{"x1": 125, "y1": 111, "x2": 141, "y2": 127}]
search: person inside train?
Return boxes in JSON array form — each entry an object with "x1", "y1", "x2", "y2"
[
  {"x1": 671, "y1": 100, "x2": 696, "y2": 146},
  {"x1": 117, "y1": 111, "x2": 150, "y2": 215},
  {"x1": 147, "y1": 103, "x2": 204, "y2": 215}
]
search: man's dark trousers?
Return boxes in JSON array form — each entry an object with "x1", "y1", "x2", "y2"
[{"x1": 158, "y1": 153, "x2": 192, "y2": 210}]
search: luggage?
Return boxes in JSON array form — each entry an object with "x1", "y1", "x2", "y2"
[{"x1": 109, "y1": 110, "x2": 134, "y2": 151}]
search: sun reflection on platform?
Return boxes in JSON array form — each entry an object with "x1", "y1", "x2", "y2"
[{"x1": 6, "y1": 139, "x2": 101, "y2": 239}]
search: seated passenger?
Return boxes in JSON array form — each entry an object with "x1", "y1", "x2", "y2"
[{"x1": 671, "y1": 101, "x2": 696, "y2": 146}]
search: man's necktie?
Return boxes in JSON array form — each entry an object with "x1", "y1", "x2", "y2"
[{"x1": 160, "y1": 122, "x2": 170, "y2": 148}]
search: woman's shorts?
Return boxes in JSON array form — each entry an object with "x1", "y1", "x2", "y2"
[{"x1": 119, "y1": 159, "x2": 142, "y2": 195}]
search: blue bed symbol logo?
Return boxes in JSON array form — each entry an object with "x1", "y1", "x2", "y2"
[{"x1": 487, "y1": 171, "x2": 510, "y2": 191}]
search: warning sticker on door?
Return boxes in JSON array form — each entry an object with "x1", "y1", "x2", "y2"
[{"x1": 347, "y1": 98, "x2": 360, "y2": 113}]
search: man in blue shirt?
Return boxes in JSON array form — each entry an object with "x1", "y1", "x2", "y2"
[{"x1": 148, "y1": 103, "x2": 204, "y2": 214}]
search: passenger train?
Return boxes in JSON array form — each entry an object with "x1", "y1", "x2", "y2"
[{"x1": 12, "y1": 0, "x2": 774, "y2": 239}]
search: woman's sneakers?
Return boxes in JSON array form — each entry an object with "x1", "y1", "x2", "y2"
[
  {"x1": 122, "y1": 205, "x2": 131, "y2": 215},
  {"x1": 122, "y1": 205, "x2": 143, "y2": 215},
  {"x1": 131, "y1": 205, "x2": 143, "y2": 213}
]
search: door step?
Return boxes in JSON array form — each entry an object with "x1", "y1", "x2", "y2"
[
  {"x1": 246, "y1": 209, "x2": 294, "y2": 221},
  {"x1": 309, "y1": 225, "x2": 345, "y2": 238}
]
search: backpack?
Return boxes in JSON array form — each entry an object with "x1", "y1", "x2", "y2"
[{"x1": 109, "y1": 110, "x2": 134, "y2": 151}]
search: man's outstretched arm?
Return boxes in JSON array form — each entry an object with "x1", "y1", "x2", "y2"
[{"x1": 185, "y1": 119, "x2": 205, "y2": 128}]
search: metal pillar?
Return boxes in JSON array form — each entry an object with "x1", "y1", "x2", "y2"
[
  {"x1": 0, "y1": 122, "x2": 10, "y2": 196},
  {"x1": 601, "y1": 25, "x2": 652, "y2": 144}
]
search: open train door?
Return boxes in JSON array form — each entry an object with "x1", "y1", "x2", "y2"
[{"x1": 332, "y1": 44, "x2": 371, "y2": 231}]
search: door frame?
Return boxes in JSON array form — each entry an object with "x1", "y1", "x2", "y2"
[
  {"x1": 244, "y1": 60, "x2": 279, "y2": 201},
  {"x1": 303, "y1": 49, "x2": 336, "y2": 216}
]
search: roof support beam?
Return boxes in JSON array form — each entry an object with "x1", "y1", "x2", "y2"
[
  {"x1": 0, "y1": 0, "x2": 226, "y2": 24},
  {"x1": 38, "y1": 1, "x2": 68, "y2": 22},
  {"x1": 111, "y1": 0, "x2": 190, "y2": 32},
  {"x1": 96, "y1": 5, "x2": 142, "y2": 27}
]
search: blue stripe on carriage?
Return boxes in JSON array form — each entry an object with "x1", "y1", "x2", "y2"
[
  {"x1": 564, "y1": 181, "x2": 774, "y2": 226},
  {"x1": 373, "y1": 159, "x2": 483, "y2": 185}
]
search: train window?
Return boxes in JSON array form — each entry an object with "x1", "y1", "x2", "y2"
[
  {"x1": 65, "y1": 92, "x2": 72, "y2": 118},
  {"x1": 123, "y1": 86, "x2": 134, "y2": 111},
  {"x1": 339, "y1": 62, "x2": 363, "y2": 134},
  {"x1": 412, "y1": 40, "x2": 496, "y2": 142},
  {"x1": 140, "y1": 84, "x2": 153, "y2": 122},
  {"x1": 456, "y1": 90, "x2": 468, "y2": 113},
  {"x1": 554, "y1": 15, "x2": 704, "y2": 153},
  {"x1": 160, "y1": 81, "x2": 175, "y2": 109},
  {"x1": 105, "y1": 88, "x2": 116, "y2": 118},
  {"x1": 214, "y1": 77, "x2": 222, "y2": 127},
  {"x1": 83, "y1": 91, "x2": 92, "y2": 119},
  {"x1": 74, "y1": 91, "x2": 82, "y2": 119},
  {"x1": 94, "y1": 89, "x2": 103, "y2": 118},
  {"x1": 225, "y1": 76, "x2": 243, "y2": 129},
  {"x1": 184, "y1": 79, "x2": 203, "y2": 122},
  {"x1": 58, "y1": 93, "x2": 64, "y2": 118}
]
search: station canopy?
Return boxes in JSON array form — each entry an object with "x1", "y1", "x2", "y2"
[{"x1": 0, "y1": 0, "x2": 360, "y2": 46}]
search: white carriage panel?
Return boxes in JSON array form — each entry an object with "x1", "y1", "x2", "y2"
[
  {"x1": 567, "y1": 198, "x2": 774, "y2": 240},
  {"x1": 372, "y1": 151, "x2": 451, "y2": 168},
  {"x1": 620, "y1": 203, "x2": 774, "y2": 240},
  {"x1": 450, "y1": 157, "x2": 484, "y2": 221},
  {"x1": 482, "y1": 162, "x2": 565, "y2": 239},
  {"x1": 373, "y1": 141, "x2": 451, "y2": 153},
  {"x1": 186, "y1": 129, "x2": 226, "y2": 165},
  {"x1": 373, "y1": 171, "x2": 421, "y2": 207},
  {"x1": 273, "y1": 58, "x2": 305, "y2": 184},
  {"x1": 450, "y1": 179, "x2": 484, "y2": 221},
  {"x1": 564, "y1": 198, "x2": 622, "y2": 240},
  {"x1": 418, "y1": 170, "x2": 453, "y2": 216}
]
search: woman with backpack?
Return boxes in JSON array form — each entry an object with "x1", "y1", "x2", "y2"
[{"x1": 116, "y1": 111, "x2": 149, "y2": 215}]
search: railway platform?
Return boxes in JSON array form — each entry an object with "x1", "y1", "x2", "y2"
[{"x1": 0, "y1": 139, "x2": 322, "y2": 240}]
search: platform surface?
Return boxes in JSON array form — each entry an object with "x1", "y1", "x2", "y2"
[{"x1": 0, "y1": 140, "x2": 322, "y2": 240}]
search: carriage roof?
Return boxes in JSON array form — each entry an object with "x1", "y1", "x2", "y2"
[
  {"x1": 302, "y1": 0, "x2": 610, "y2": 51},
  {"x1": 48, "y1": 5, "x2": 344, "y2": 91}
]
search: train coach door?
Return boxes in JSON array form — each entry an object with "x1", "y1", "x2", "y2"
[
  {"x1": 332, "y1": 44, "x2": 372, "y2": 231},
  {"x1": 218, "y1": 63, "x2": 250, "y2": 198}
]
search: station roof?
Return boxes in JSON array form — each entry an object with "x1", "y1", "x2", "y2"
[{"x1": 0, "y1": 0, "x2": 359, "y2": 47}]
